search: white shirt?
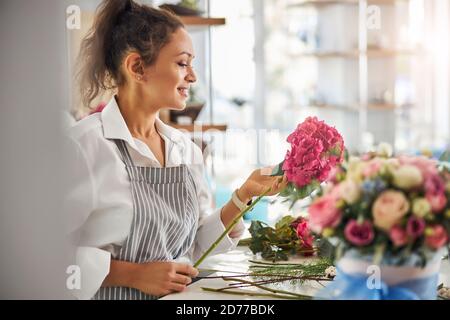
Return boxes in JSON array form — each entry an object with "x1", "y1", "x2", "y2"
[{"x1": 65, "y1": 96, "x2": 245, "y2": 300}]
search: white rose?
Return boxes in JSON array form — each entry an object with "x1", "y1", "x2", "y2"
[
  {"x1": 347, "y1": 157, "x2": 365, "y2": 183},
  {"x1": 377, "y1": 142, "x2": 393, "y2": 158},
  {"x1": 338, "y1": 179, "x2": 361, "y2": 204},
  {"x1": 392, "y1": 165, "x2": 423, "y2": 190},
  {"x1": 412, "y1": 198, "x2": 431, "y2": 218}
]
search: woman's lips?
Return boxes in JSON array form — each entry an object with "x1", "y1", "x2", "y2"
[{"x1": 177, "y1": 87, "x2": 188, "y2": 98}]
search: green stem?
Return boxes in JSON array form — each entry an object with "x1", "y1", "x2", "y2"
[
  {"x1": 248, "y1": 260, "x2": 304, "y2": 266},
  {"x1": 221, "y1": 277, "x2": 312, "y2": 299},
  {"x1": 194, "y1": 187, "x2": 272, "y2": 268},
  {"x1": 201, "y1": 287, "x2": 304, "y2": 299}
]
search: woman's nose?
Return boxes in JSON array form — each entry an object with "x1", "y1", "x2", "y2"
[{"x1": 186, "y1": 67, "x2": 197, "y2": 83}]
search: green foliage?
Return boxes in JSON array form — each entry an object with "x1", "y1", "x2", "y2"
[
  {"x1": 248, "y1": 258, "x2": 333, "y2": 286},
  {"x1": 270, "y1": 160, "x2": 285, "y2": 176},
  {"x1": 279, "y1": 181, "x2": 320, "y2": 209},
  {"x1": 241, "y1": 216, "x2": 305, "y2": 262},
  {"x1": 439, "y1": 150, "x2": 450, "y2": 162}
]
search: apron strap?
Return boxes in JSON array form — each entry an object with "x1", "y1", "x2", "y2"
[{"x1": 113, "y1": 139, "x2": 135, "y2": 167}]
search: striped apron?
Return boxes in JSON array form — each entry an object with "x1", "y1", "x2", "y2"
[{"x1": 94, "y1": 139, "x2": 199, "y2": 300}]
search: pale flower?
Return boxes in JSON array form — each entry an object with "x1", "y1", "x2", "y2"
[
  {"x1": 412, "y1": 198, "x2": 431, "y2": 218},
  {"x1": 380, "y1": 158, "x2": 400, "y2": 176},
  {"x1": 338, "y1": 179, "x2": 361, "y2": 204},
  {"x1": 347, "y1": 157, "x2": 366, "y2": 182},
  {"x1": 372, "y1": 190, "x2": 410, "y2": 231},
  {"x1": 325, "y1": 266, "x2": 336, "y2": 278},
  {"x1": 376, "y1": 142, "x2": 393, "y2": 158},
  {"x1": 392, "y1": 165, "x2": 423, "y2": 190}
]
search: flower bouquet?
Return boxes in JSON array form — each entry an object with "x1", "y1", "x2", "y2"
[
  {"x1": 308, "y1": 149, "x2": 450, "y2": 299},
  {"x1": 194, "y1": 117, "x2": 345, "y2": 267}
]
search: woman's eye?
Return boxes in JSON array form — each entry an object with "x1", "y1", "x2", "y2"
[{"x1": 178, "y1": 62, "x2": 188, "y2": 67}]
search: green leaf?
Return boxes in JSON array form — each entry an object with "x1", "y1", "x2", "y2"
[
  {"x1": 270, "y1": 160, "x2": 285, "y2": 176},
  {"x1": 248, "y1": 220, "x2": 268, "y2": 237},
  {"x1": 315, "y1": 238, "x2": 336, "y2": 261},
  {"x1": 439, "y1": 150, "x2": 450, "y2": 162},
  {"x1": 275, "y1": 216, "x2": 296, "y2": 230},
  {"x1": 344, "y1": 148, "x2": 349, "y2": 162}
]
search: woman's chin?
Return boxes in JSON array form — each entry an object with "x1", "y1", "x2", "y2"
[{"x1": 172, "y1": 102, "x2": 187, "y2": 110}]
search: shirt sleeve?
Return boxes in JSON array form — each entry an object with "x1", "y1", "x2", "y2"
[
  {"x1": 64, "y1": 135, "x2": 111, "y2": 300},
  {"x1": 71, "y1": 247, "x2": 111, "y2": 300},
  {"x1": 186, "y1": 143, "x2": 246, "y2": 263}
]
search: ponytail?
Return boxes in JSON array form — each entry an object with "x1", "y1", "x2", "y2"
[{"x1": 76, "y1": 0, "x2": 183, "y2": 109}]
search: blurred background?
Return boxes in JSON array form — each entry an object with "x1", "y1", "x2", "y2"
[{"x1": 1, "y1": 0, "x2": 450, "y2": 298}]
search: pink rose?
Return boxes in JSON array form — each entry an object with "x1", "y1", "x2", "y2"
[
  {"x1": 424, "y1": 175, "x2": 445, "y2": 195},
  {"x1": 363, "y1": 159, "x2": 382, "y2": 178},
  {"x1": 372, "y1": 190, "x2": 410, "y2": 231},
  {"x1": 426, "y1": 192, "x2": 447, "y2": 213},
  {"x1": 389, "y1": 225, "x2": 409, "y2": 247},
  {"x1": 425, "y1": 225, "x2": 449, "y2": 250},
  {"x1": 308, "y1": 194, "x2": 342, "y2": 233},
  {"x1": 406, "y1": 216, "x2": 425, "y2": 239},
  {"x1": 344, "y1": 220, "x2": 374, "y2": 246},
  {"x1": 398, "y1": 156, "x2": 439, "y2": 181},
  {"x1": 296, "y1": 220, "x2": 314, "y2": 256}
]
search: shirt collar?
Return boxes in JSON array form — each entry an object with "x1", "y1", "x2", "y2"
[{"x1": 101, "y1": 95, "x2": 185, "y2": 148}]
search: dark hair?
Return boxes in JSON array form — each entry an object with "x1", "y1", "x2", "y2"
[{"x1": 77, "y1": 0, "x2": 184, "y2": 108}]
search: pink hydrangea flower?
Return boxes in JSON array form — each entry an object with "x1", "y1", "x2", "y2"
[{"x1": 282, "y1": 117, "x2": 344, "y2": 187}]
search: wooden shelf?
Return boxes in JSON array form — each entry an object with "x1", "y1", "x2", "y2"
[
  {"x1": 287, "y1": 0, "x2": 408, "y2": 7},
  {"x1": 290, "y1": 49, "x2": 420, "y2": 59},
  {"x1": 180, "y1": 16, "x2": 226, "y2": 26},
  {"x1": 288, "y1": 0, "x2": 358, "y2": 6},
  {"x1": 168, "y1": 123, "x2": 227, "y2": 132},
  {"x1": 299, "y1": 103, "x2": 412, "y2": 111}
]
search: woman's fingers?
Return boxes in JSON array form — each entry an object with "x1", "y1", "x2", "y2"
[
  {"x1": 168, "y1": 282, "x2": 187, "y2": 292},
  {"x1": 270, "y1": 175, "x2": 287, "y2": 193},
  {"x1": 175, "y1": 263, "x2": 198, "y2": 277},
  {"x1": 172, "y1": 273, "x2": 192, "y2": 285}
]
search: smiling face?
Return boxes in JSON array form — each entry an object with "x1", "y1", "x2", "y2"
[{"x1": 143, "y1": 27, "x2": 197, "y2": 110}]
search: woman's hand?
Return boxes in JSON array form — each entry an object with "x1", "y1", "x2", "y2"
[
  {"x1": 130, "y1": 261, "x2": 198, "y2": 297},
  {"x1": 238, "y1": 167, "x2": 288, "y2": 202},
  {"x1": 103, "y1": 260, "x2": 199, "y2": 297}
]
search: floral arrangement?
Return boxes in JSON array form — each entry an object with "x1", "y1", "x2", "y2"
[
  {"x1": 307, "y1": 148, "x2": 450, "y2": 267},
  {"x1": 238, "y1": 216, "x2": 315, "y2": 262},
  {"x1": 194, "y1": 116, "x2": 345, "y2": 267}
]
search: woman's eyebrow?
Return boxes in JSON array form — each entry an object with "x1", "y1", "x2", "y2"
[{"x1": 177, "y1": 51, "x2": 195, "y2": 59}]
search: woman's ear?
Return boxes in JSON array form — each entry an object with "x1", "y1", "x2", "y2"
[{"x1": 123, "y1": 52, "x2": 146, "y2": 82}]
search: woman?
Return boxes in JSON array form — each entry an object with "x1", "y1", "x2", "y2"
[{"x1": 67, "y1": 0, "x2": 286, "y2": 300}]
